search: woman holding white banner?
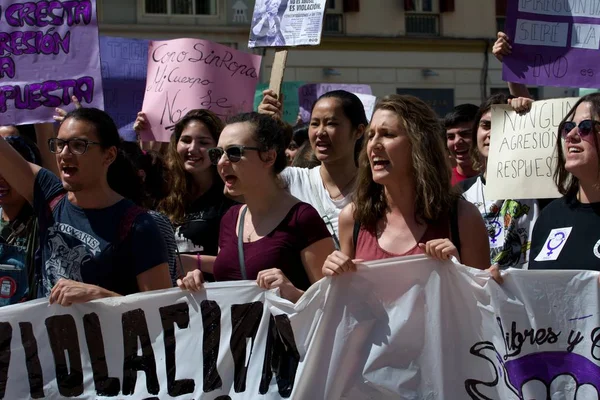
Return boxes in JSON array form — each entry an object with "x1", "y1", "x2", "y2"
[
  {"x1": 259, "y1": 89, "x2": 367, "y2": 248},
  {"x1": 322, "y1": 95, "x2": 490, "y2": 274},
  {"x1": 528, "y1": 93, "x2": 600, "y2": 270},
  {"x1": 178, "y1": 112, "x2": 335, "y2": 302},
  {"x1": 459, "y1": 94, "x2": 540, "y2": 270}
]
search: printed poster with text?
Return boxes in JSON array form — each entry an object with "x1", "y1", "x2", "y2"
[
  {"x1": 485, "y1": 98, "x2": 579, "y2": 200},
  {"x1": 0, "y1": 0, "x2": 104, "y2": 125},
  {"x1": 503, "y1": 0, "x2": 600, "y2": 88},
  {"x1": 140, "y1": 38, "x2": 262, "y2": 142},
  {"x1": 248, "y1": 0, "x2": 328, "y2": 48}
]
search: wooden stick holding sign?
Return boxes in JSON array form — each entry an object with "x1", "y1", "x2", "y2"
[
  {"x1": 247, "y1": 0, "x2": 328, "y2": 105},
  {"x1": 268, "y1": 48, "x2": 288, "y2": 99}
]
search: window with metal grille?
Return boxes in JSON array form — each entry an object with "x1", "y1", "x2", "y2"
[
  {"x1": 405, "y1": 0, "x2": 440, "y2": 36},
  {"x1": 323, "y1": 13, "x2": 344, "y2": 34},
  {"x1": 144, "y1": 0, "x2": 216, "y2": 15}
]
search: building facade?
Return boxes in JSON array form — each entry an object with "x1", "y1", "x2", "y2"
[{"x1": 97, "y1": 0, "x2": 577, "y2": 114}]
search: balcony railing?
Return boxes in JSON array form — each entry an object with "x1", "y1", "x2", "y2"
[
  {"x1": 405, "y1": 13, "x2": 440, "y2": 36},
  {"x1": 323, "y1": 13, "x2": 344, "y2": 34}
]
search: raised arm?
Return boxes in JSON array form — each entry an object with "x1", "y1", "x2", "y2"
[
  {"x1": 492, "y1": 31, "x2": 533, "y2": 99},
  {"x1": 0, "y1": 136, "x2": 41, "y2": 203}
]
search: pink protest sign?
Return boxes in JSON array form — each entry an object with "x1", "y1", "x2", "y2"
[
  {"x1": 0, "y1": 0, "x2": 104, "y2": 125},
  {"x1": 298, "y1": 83, "x2": 372, "y2": 122},
  {"x1": 140, "y1": 38, "x2": 262, "y2": 142}
]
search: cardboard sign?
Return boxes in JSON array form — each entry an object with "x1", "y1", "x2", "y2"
[
  {"x1": 140, "y1": 38, "x2": 262, "y2": 142},
  {"x1": 485, "y1": 98, "x2": 579, "y2": 199}
]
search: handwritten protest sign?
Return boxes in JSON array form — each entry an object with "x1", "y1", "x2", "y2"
[
  {"x1": 140, "y1": 38, "x2": 262, "y2": 142},
  {"x1": 354, "y1": 93, "x2": 377, "y2": 122},
  {"x1": 298, "y1": 83, "x2": 372, "y2": 122},
  {"x1": 503, "y1": 0, "x2": 600, "y2": 88},
  {"x1": 100, "y1": 36, "x2": 148, "y2": 141},
  {"x1": 0, "y1": 0, "x2": 104, "y2": 125},
  {"x1": 485, "y1": 98, "x2": 579, "y2": 200},
  {"x1": 253, "y1": 81, "x2": 304, "y2": 124},
  {"x1": 248, "y1": 0, "x2": 327, "y2": 48}
]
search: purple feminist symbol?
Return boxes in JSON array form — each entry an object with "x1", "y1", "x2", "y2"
[
  {"x1": 489, "y1": 221, "x2": 502, "y2": 244},
  {"x1": 546, "y1": 232, "x2": 566, "y2": 256}
]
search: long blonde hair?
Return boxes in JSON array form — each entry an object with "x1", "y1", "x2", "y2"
[{"x1": 353, "y1": 95, "x2": 456, "y2": 231}]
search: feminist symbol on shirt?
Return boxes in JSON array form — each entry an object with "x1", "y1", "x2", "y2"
[
  {"x1": 488, "y1": 220, "x2": 502, "y2": 243},
  {"x1": 546, "y1": 232, "x2": 566, "y2": 256}
]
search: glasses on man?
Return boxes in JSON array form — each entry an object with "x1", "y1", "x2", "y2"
[
  {"x1": 560, "y1": 120, "x2": 600, "y2": 139},
  {"x1": 48, "y1": 138, "x2": 102, "y2": 155},
  {"x1": 207, "y1": 145, "x2": 262, "y2": 165}
]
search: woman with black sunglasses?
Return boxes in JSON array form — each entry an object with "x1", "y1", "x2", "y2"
[
  {"x1": 528, "y1": 93, "x2": 600, "y2": 270},
  {"x1": 458, "y1": 93, "x2": 540, "y2": 270},
  {"x1": 178, "y1": 112, "x2": 335, "y2": 303}
]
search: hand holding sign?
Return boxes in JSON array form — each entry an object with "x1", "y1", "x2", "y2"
[{"x1": 140, "y1": 38, "x2": 262, "y2": 142}]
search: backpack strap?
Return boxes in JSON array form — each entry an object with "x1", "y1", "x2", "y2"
[
  {"x1": 352, "y1": 221, "x2": 360, "y2": 252},
  {"x1": 449, "y1": 198, "x2": 462, "y2": 259},
  {"x1": 117, "y1": 204, "x2": 146, "y2": 244}
]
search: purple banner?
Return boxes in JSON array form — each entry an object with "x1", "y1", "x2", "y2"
[
  {"x1": 503, "y1": 1, "x2": 600, "y2": 88},
  {"x1": 298, "y1": 83, "x2": 372, "y2": 122},
  {"x1": 0, "y1": 0, "x2": 104, "y2": 125}
]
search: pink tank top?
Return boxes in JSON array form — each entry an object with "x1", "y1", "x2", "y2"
[{"x1": 355, "y1": 218, "x2": 451, "y2": 261}]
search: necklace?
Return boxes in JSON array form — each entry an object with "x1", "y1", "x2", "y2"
[
  {"x1": 322, "y1": 173, "x2": 356, "y2": 201},
  {"x1": 243, "y1": 208, "x2": 257, "y2": 242}
]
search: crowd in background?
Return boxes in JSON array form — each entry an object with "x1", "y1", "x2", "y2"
[{"x1": 0, "y1": 32, "x2": 598, "y2": 307}]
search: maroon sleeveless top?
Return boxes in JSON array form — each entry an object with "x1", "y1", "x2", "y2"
[{"x1": 355, "y1": 217, "x2": 451, "y2": 261}]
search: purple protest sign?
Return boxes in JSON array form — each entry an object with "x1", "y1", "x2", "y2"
[
  {"x1": 0, "y1": 0, "x2": 104, "y2": 125},
  {"x1": 503, "y1": 1, "x2": 600, "y2": 88},
  {"x1": 298, "y1": 83, "x2": 372, "y2": 122}
]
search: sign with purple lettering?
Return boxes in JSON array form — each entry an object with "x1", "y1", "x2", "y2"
[
  {"x1": 298, "y1": 83, "x2": 372, "y2": 122},
  {"x1": 0, "y1": 0, "x2": 104, "y2": 125},
  {"x1": 140, "y1": 38, "x2": 262, "y2": 142},
  {"x1": 503, "y1": 0, "x2": 600, "y2": 88},
  {"x1": 100, "y1": 36, "x2": 148, "y2": 141}
]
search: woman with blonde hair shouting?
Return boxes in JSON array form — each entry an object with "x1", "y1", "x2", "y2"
[{"x1": 323, "y1": 95, "x2": 490, "y2": 274}]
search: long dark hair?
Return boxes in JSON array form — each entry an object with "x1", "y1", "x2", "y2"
[
  {"x1": 554, "y1": 93, "x2": 600, "y2": 198},
  {"x1": 311, "y1": 90, "x2": 368, "y2": 165},
  {"x1": 159, "y1": 109, "x2": 224, "y2": 223},
  {"x1": 61, "y1": 108, "x2": 143, "y2": 202},
  {"x1": 353, "y1": 95, "x2": 456, "y2": 231}
]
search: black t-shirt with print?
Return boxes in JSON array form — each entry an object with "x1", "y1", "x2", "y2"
[
  {"x1": 175, "y1": 183, "x2": 237, "y2": 256},
  {"x1": 529, "y1": 195, "x2": 600, "y2": 271}
]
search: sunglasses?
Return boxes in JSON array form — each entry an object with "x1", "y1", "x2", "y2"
[
  {"x1": 207, "y1": 145, "x2": 262, "y2": 165},
  {"x1": 560, "y1": 120, "x2": 600, "y2": 139},
  {"x1": 48, "y1": 138, "x2": 102, "y2": 155}
]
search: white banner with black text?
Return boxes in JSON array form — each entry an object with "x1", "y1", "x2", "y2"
[{"x1": 0, "y1": 256, "x2": 599, "y2": 399}]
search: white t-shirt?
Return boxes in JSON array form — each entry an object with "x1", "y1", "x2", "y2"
[
  {"x1": 280, "y1": 166, "x2": 351, "y2": 244},
  {"x1": 460, "y1": 175, "x2": 539, "y2": 269}
]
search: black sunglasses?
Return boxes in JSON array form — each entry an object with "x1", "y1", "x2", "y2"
[
  {"x1": 560, "y1": 120, "x2": 600, "y2": 138},
  {"x1": 208, "y1": 145, "x2": 262, "y2": 165},
  {"x1": 48, "y1": 138, "x2": 102, "y2": 155}
]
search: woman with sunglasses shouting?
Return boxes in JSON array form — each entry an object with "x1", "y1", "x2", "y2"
[
  {"x1": 528, "y1": 93, "x2": 600, "y2": 271},
  {"x1": 0, "y1": 108, "x2": 172, "y2": 306},
  {"x1": 458, "y1": 93, "x2": 540, "y2": 270},
  {"x1": 178, "y1": 113, "x2": 335, "y2": 303}
]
